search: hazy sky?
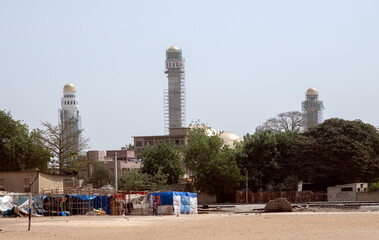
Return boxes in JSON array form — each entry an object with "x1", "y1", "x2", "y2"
[{"x1": 1, "y1": 1, "x2": 378, "y2": 150}]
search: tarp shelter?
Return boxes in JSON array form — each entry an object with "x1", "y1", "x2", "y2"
[
  {"x1": 150, "y1": 191, "x2": 197, "y2": 215},
  {"x1": 66, "y1": 195, "x2": 111, "y2": 215},
  {"x1": 0, "y1": 194, "x2": 32, "y2": 216}
]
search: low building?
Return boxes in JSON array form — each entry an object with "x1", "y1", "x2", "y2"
[
  {"x1": 0, "y1": 171, "x2": 63, "y2": 194},
  {"x1": 82, "y1": 150, "x2": 140, "y2": 178},
  {"x1": 133, "y1": 127, "x2": 242, "y2": 180},
  {"x1": 133, "y1": 128, "x2": 190, "y2": 157},
  {"x1": 327, "y1": 183, "x2": 367, "y2": 202}
]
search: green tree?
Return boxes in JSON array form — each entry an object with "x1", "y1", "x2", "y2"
[
  {"x1": 121, "y1": 144, "x2": 134, "y2": 150},
  {"x1": 140, "y1": 141, "x2": 184, "y2": 185},
  {"x1": 300, "y1": 118, "x2": 379, "y2": 188},
  {"x1": 237, "y1": 130, "x2": 302, "y2": 191},
  {"x1": 0, "y1": 110, "x2": 50, "y2": 171},
  {"x1": 88, "y1": 163, "x2": 114, "y2": 188},
  {"x1": 183, "y1": 125, "x2": 242, "y2": 198},
  {"x1": 118, "y1": 168, "x2": 168, "y2": 191},
  {"x1": 37, "y1": 121, "x2": 90, "y2": 175},
  {"x1": 238, "y1": 131, "x2": 279, "y2": 191}
]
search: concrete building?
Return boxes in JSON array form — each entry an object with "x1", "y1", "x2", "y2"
[
  {"x1": 83, "y1": 150, "x2": 140, "y2": 178},
  {"x1": 133, "y1": 127, "x2": 242, "y2": 180},
  {"x1": 134, "y1": 128, "x2": 189, "y2": 155},
  {"x1": 327, "y1": 183, "x2": 367, "y2": 202},
  {"x1": 302, "y1": 87, "x2": 325, "y2": 128},
  {"x1": 0, "y1": 171, "x2": 63, "y2": 194},
  {"x1": 164, "y1": 46, "x2": 186, "y2": 134}
]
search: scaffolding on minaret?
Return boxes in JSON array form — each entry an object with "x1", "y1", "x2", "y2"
[
  {"x1": 302, "y1": 87, "x2": 325, "y2": 128},
  {"x1": 163, "y1": 46, "x2": 186, "y2": 134}
]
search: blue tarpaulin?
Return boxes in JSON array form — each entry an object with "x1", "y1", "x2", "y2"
[
  {"x1": 150, "y1": 191, "x2": 197, "y2": 214},
  {"x1": 66, "y1": 195, "x2": 110, "y2": 215}
]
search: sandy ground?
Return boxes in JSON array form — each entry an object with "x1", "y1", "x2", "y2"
[{"x1": 1, "y1": 212, "x2": 379, "y2": 240}]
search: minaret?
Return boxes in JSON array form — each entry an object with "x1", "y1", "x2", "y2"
[
  {"x1": 59, "y1": 83, "x2": 81, "y2": 144},
  {"x1": 164, "y1": 46, "x2": 186, "y2": 134},
  {"x1": 302, "y1": 87, "x2": 324, "y2": 128}
]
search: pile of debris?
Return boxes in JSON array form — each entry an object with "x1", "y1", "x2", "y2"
[{"x1": 0, "y1": 194, "x2": 33, "y2": 218}]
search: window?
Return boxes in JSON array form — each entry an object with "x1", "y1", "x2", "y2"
[
  {"x1": 24, "y1": 177, "x2": 30, "y2": 185},
  {"x1": 136, "y1": 141, "x2": 143, "y2": 147},
  {"x1": 341, "y1": 187, "x2": 353, "y2": 192},
  {"x1": 24, "y1": 177, "x2": 31, "y2": 192}
]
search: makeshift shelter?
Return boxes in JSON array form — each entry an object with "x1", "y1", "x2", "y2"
[
  {"x1": 150, "y1": 191, "x2": 197, "y2": 215},
  {"x1": 65, "y1": 195, "x2": 111, "y2": 215}
]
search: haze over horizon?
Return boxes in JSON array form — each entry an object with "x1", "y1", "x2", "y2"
[{"x1": 1, "y1": 0, "x2": 378, "y2": 150}]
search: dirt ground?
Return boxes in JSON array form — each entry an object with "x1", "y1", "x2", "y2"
[{"x1": 1, "y1": 212, "x2": 379, "y2": 240}]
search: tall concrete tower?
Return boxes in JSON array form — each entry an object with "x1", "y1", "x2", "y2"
[
  {"x1": 164, "y1": 46, "x2": 186, "y2": 133},
  {"x1": 59, "y1": 83, "x2": 81, "y2": 146},
  {"x1": 302, "y1": 87, "x2": 324, "y2": 128}
]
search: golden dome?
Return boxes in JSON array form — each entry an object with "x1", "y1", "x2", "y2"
[
  {"x1": 306, "y1": 87, "x2": 318, "y2": 96},
  {"x1": 167, "y1": 45, "x2": 181, "y2": 52},
  {"x1": 63, "y1": 83, "x2": 76, "y2": 92}
]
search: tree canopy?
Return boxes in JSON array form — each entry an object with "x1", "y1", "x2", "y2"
[
  {"x1": 87, "y1": 162, "x2": 114, "y2": 188},
  {"x1": 140, "y1": 141, "x2": 184, "y2": 185},
  {"x1": 0, "y1": 110, "x2": 50, "y2": 171},
  {"x1": 299, "y1": 118, "x2": 379, "y2": 188},
  {"x1": 183, "y1": 125, "x2": 242, "y2": 198},
  {"x1": 256, "y1": 111, "x2": 306, "y2": 133},
  {"x1": 121, "y1": 144, "x2": 134, "y2": 150}
]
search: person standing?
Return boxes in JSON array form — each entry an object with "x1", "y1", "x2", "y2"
[{"x1": 153, "y1": 200, "x2": 157, "y2": 216}]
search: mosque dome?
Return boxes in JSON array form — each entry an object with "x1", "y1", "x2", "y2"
[
  {"x1": 167, "y1": 46, "x2": 181, "y2": 52},
  {"x1": 306, "y1": 87, "x2": 318, "y2": 96},
  {"x1": 63, "y1": 83, "x2": 76, "y2": 92},
  {"x1": 192, "y1": 125, "x2": 242, "y2": 149},
  {"x1": 220, "y1": 132, "x2": 243, "y2": 148},
  {"x1": 220, "y1": 132, "x2": 242, "y2": 142}
]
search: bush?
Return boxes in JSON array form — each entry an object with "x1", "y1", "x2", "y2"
[{"x1": 366, "y1": 182, "x2": 379, "y2": 192}]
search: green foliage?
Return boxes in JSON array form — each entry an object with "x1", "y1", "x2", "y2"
[
  {"x1": 183, "y1": 125, "x2": 242, "y2": 197},
  {"x1": 300, "y1": 118, "x2": 379, "y2": 188},
  {"x1": 140, "y1": 141, "x2": 184, "y2": 185},
  {"x1": 237, "y1": 130, "x2": 302, "y2": 191},
  {"x1": 118, "y1": 169, "x2": 152, "y2": 191},
  {"x1": 238, "y1": 131, "x2": 279, "y2": 191},
  {"x1": 121, "y1": 144, "x2": 134, "y2": 150},
  {"x1": 118, "y1": 168, "x2": 169, "y2": 191},
  {"x1": 88, "y1": 163, "x2": 114, "y2": 188},
  {"x1": 366, "y1": 182, "x2": 379, "y2": 192},
  {"x1": 0, "y1": 110, "x2": 50, "y2": 171}
]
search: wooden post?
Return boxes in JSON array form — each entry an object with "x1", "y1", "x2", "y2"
[
  {"x1": 28, "y1": 193, "x2": 32, "y2": 231},
  {"x1": 246, "y1": 169, "x2": 248, "y2": 203}
]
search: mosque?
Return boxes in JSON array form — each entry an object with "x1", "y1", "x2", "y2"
[{"x1": 133, "y1": 46, "x2": 242, "y2": 160}]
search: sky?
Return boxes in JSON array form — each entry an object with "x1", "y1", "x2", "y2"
[{"x1": 1, "y1": 0, "x2": 378, "y2": 150}]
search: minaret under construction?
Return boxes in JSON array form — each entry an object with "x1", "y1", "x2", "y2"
[
  {"x1": 164, "y1": 46, "x2": 186, "y2": 133},
  {"x1": 302, "y1": 87, "x2": 324, "y2": 128}
]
